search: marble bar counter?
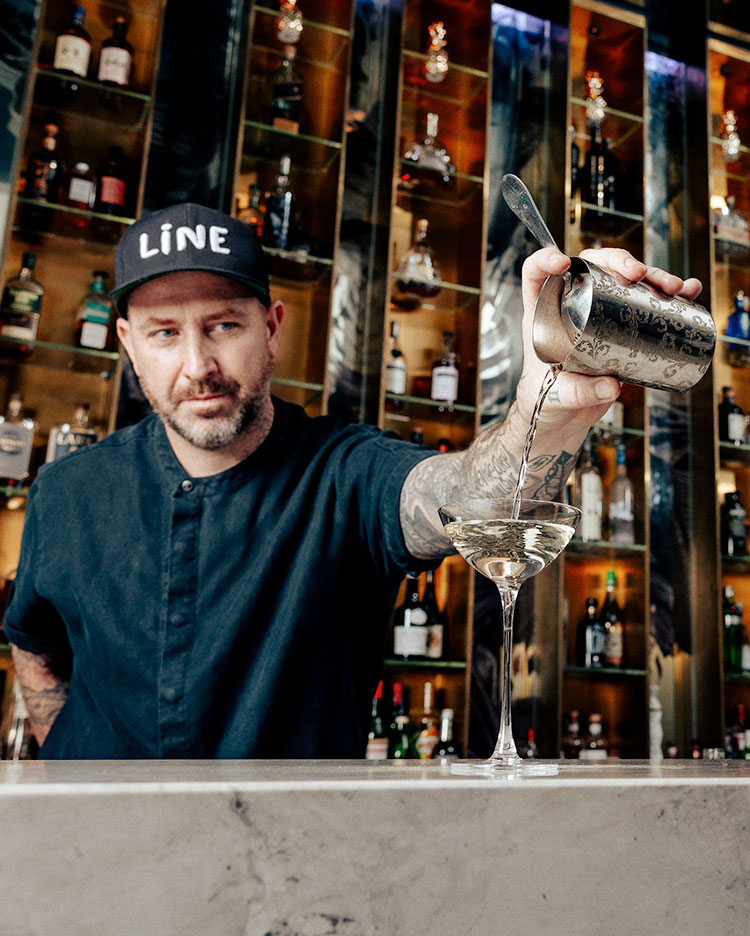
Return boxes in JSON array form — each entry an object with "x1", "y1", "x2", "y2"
[{"x1": 0, "y1": 759, "x2": 748, "y2": 936}]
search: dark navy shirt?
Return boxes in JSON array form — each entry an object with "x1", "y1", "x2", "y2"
[{"x1": 4, "y1": 397, "x2": 435, "y2": 758}]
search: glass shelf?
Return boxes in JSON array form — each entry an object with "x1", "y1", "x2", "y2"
[
  {"x1": 14, "y1": 198, "x2": 134, "y2": 245},
  {"x1": 33, "y1": 67, "x2": 152, "y2": 128},
  {"x1": 569, "y1": 97, "x2": 643, "y2": 150},
  {"x1": 0, "y1": 336, "x2": 120, "y2": 378},
  {"x1": 0, "y1": 485, "x2": 30, "y2": 501},
  {"x1": 719, "y1": 440, "x2": 750, "y2": 464},
  {"x1": 712, "y1": 231, "x2": 750, "y2": 264},
  {"x1": 383, "y1": 395, "x2": 476, "y2": 426},
  {"x1": 241, "y1": 121, "x2": 341, "y2": 173},
  {"x1": 570, "y1": 201, "x2": 644, "y2": 244},
  {"x1": 725, "y1": 671, "x2": 750, "y2": 682},
  {"x1": 252, "y1": 6, "x2": 351, "y2": 69},
  {"x1": 263, "y1": 247, "x2": 333, "y2": 285},
  {"x1": 401, "y1": 52, "x2": 488, "y2": 108},
  {"x1": 383, "y1": 658, "x2": 467, "y2": 671},
  {"x1": 566, "y1": 540, "x2": 647, "y2": 557},
  {"x1": 396, "y1": 166, "x2": 484, "y2": 209},
  {"x1": 591, "y1": 421, "x2": 646, "y2": 443},
  {"x1": 722, "y1": 554, "x2": 750, "y2": 570},
  {"x1": 271, "y1": 377, "x2": 323, "y2": 407},
  {"x1": 253, "y1": 4, "x2": 352, "y2": 38},
  {"x1": 389, "y1": 274, "x2": 481, "y2": 314},
  {"x1": 564, "y1": 665, "x2": 647, "y2": 679}
]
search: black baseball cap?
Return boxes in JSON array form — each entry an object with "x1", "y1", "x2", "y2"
[{"x1": 110, "y1": 202, "x2": 271, "y2": 314}]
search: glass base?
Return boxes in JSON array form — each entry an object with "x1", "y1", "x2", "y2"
[{"x1": 450, "y1": 759, "x2": 560, "y2": 779}]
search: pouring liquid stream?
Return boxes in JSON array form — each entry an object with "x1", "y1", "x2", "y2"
[{"x1": 511, "y1": 364, "x2": 562, "y2": 519}]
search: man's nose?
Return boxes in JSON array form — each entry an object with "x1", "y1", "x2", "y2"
[{"x1": 181, "y1": 331, "x2": 218, "y2": 380}]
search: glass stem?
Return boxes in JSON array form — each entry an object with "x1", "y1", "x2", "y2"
[{"x1": 490, "y1": 584, "x2": 522, "y2": 765}]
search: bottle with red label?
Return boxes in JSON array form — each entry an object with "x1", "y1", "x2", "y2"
[
  {"x1": 364, "y1": 680, "x2": 388, "y2": 760},
  {"x1": 95, "y1": 145, "x2": 128, "y2": 216}
]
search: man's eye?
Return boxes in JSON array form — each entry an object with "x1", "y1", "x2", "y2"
[
  {"x1": 215, "y1": 321, "x2": 238, "y2": 333},
  {"x1": 152, "y1": 329, "x2": 175, "y2": 339}
]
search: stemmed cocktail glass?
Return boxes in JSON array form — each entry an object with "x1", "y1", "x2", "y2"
[{"x1": 438, "y1": 497, "x2": 580, "y2": 775}]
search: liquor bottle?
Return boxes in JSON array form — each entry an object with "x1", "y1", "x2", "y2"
[
  {"x1": 237, "y1": 184, "x2": 265, "y2": 239},
  {"x1": 53, "y1": 5, "x2": 91, "y2": 78},
  {"x1": 561, "y1": 711, "x2": 583, "y2": 758},
  {"x1": 384, "y1": 320, "x2": 407, "y2": 400},
  {"x1": 276, "y1": 0, "x2": 303, "y2": 43},
  {"x1": 271, "y1": 45, "x2": 303, "y2": 133},
  {"x1": 721, "y1": 490, "x2": 747, "y2": 557},
  {"x1": 414, "y1": 681, "x2": 439, "y2": 759},
  {"x1": 26, "y1": 123, "x2": 62, "y2": 203},
  {"x1": 597, "y1": 399, "x2": 624, "y2": 443},
  {"x1": 364, "y1": 680, "x2": 388, "y2": 760},
  {"x1": 581, "y1": 123, "x2": 605, "y2": 210},
  {"x1": 718, "y1": 386, "x2": 746, "y2": 445},
  {"x1": 0, "y1": 253, "x2": 44, "y2": 353},
  {"x1": 410, "y1": 426, "x2": 424, "y2": 445},
  {"x1": 431, "y1": 708, "x2": 457, "y2": 761},
  {"x1": 45, "y1": 402, "x2": 99, "y2": 463},
  {"x1": 601, "y1": 571, "x2": 624, "y2": 668},
  {"x1": 63, "y1": 161, "x2": 96, "y2": 222},
  {"x1": 430, "y1": 331, "x2": 458, "y2": 410},
  {"x1": 393, "y1": 218, "x2": 442, "y2": 309},
  {"x1": 576, "y1": 597, "x2": 605, "y2": 668},
  {"x1": 523, "y1": 727, "x2": 538, "y2": 759},
  {"x1": 263, "y1": 154, "x2": 296, "y2": 250},
  {"x1": 388, "y1": 682, "x2": 416, "y2": 759},
  {"x1": 569, "y1": 124, "x2": 580, "y2": 197},
  {"x1": 580, "y1": 713, "x2": 608, "y2": 760},
  {"x1": 74, "y1": 270, "x2": 115, "y2": 351},
  {"x1": 392, "y1": 574, "x2": 428, "y2": 660},
  {"x1": 422, "y1": 569, "x2": 446, "y2": 660},
  {"x1": 97, "y1": 16, "x2": 134, "y2": 87},
  {"x1": 0, "y1": 393, "x2": 37, "y2": 483},
  {"x1": 400, "y1": 112, "x2": 456, "y2": 190},
  {"x1": 437, "y1": 438, "x2": 453, "y2": 453},
  {"x1": 95, "y1": 145, "x2": 128, "y2": 216},
  {"x1": 602, "y1": 138, "x2": 618, "y2": 211},
  {"x1": 608, "y1": 441, "x2": 635, "y2": 544},
  {"x1": 726, "y1": 291, "x2": 750, "y2": 365},
  {"x1": 722, "y1": 586, "x2": 744, "y2": 674},
  {"x1": 424, "y1": 21, "x2": 448, "y2": 83},
  {"x1": 574, "y1": 434, "x2": 603, "y2": 541}
]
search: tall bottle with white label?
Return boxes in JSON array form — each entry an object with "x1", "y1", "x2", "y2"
[
  {"x1": 430, "y1": 331, "x2": 458, "y2": 410},
  {"x1": 392, "y1": 574, "x2": 428, "y2": 660},
  {"x1": 574, "y1": 434, "x2": 603, "y2": 541},
  {"x1": 53, "y1": 5, "x2": 91, "y2": 78},
  {"x1": 384, "y1": 320, "x2": 407, "y2": 401},
  {"x1": 608, "y1": 441, "x2": 635, "y2": 544},
  {"x1": 97, "y1": 17, "x2": 134, "y2": 87},
  {"x1": 45, "y1": 402, "x2": 99, "y2": 462},
  {"x1": 0, "y1": 253, "x2": 44, "y2": 354}
]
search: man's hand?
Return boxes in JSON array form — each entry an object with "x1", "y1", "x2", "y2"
[
  {"x1": 10, "y1": 645, "x2": 70, "y2": 746},
  {"x1": 516, "y1": 246, "x2": 703, "y2": 429}
]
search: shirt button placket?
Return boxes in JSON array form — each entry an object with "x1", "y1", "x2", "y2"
[{"x1": 159, "y1": 481, "x2": 201, "y2": 756}]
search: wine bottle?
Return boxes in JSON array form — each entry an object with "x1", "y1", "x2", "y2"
[
  {"x1": 574, "y1": 434, "x2": 603, "y2": 541},
  {"x1": 63, "y1": 161, "x2": 96, "y2": 220},
  {"x1": 388, "y1": 682, "x2": 416, "y2": 759},
  {"x1": 601, "y1": 571, "x2": 624, "y2": 668},
  {"x1": 74, "y1": 271, "x2": 114, "y2": 351},
  {"x1": 576, "y1": 597, "x2": 605, "y2": 668},
  {"x1": 45, "y1": 402, "x2": 99, "y2": 462},
  {"x1": 413, "y1": 681, "x2": 440, "y2": 759},
  {"x1": 53, "y1": 4, "x2": 91, "y2": 78},
  {"x1": 422, "y1": 569, "x2": 446, "y2": 660},
  {"x1": 0, "y1": 253, "x2": 44, "y2": 354},
  {"x1": 608, "y1": 441, "x2": 635, "y2": 544},
  {"x1": 718, "y1": 386, "x2": 746, "y2": 445},
  {"x1": 97, "y1": 16, "x2": 134, "y2": 88},
  {"x1": 431, "y1": 708, "x2": 458, "y2": 760},
  {"x1": 364, "y1": 680, "x2": 388, "y2": 760},
  {"x1": 392, "y1": 574, "x2": 428, "y2": 660},
  {"x1": 561, "y1": 711, "x2": 583, "y2": 759},
  {"x1": 263, "y1": 154, "x2": 295, "y2": 250},
  {"x1": 271, "y1": 45, "x2": 303, "y2": 133},
  {"x1": 384, "y1": 320, "x2": 407, "y2": 399},
  {"x1": 430, "y1": 331, "x2": 458, "y2": 410},
  {"x1": 721, "y1": 490, "x2": 747, "y2": 557},
  {"x1": 237, "y1": 183, "x2": 265, "y2": 239},
  {"x1": 95, "y1": 146, "x2": 128, "y2": 216}
]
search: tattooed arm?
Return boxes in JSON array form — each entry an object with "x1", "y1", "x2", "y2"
[
  {"x1": 10, "y1": 644, "x2": 70, "y2": 746},
  {"x1": 399, "y1": 246, "x2": 704, "y2": 560}
]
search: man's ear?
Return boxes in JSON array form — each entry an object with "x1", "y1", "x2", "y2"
[{"x1": 115, "y1": 316, "x2": 139, "y2": 377}]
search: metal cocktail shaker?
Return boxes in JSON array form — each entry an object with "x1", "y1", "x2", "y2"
[{"x1": 532, "y1": 257, "x2": 716, "y2": 392}]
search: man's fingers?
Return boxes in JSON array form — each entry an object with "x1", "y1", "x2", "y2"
[{"x1": 548, "y1": 373, "x2": 621, "y2": 410}]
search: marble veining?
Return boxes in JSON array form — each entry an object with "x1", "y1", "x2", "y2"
[{"x1": 0, "y1": 761, "x2": 747, "y2": 935}]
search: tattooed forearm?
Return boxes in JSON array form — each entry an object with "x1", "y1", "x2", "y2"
[
  {"x1": 399, "y1": 398, "x2": 583, "y2": 559},
  {"x1": 10, "y1": 645, "x2": 70, "y2": 745}
]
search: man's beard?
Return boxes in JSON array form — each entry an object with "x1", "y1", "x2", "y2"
[{"x1": 140, "y1": 357, "x2": 272, "y2": 450}]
